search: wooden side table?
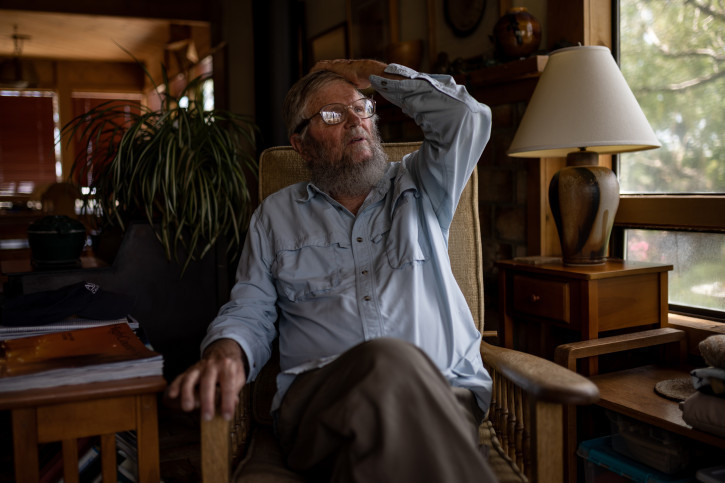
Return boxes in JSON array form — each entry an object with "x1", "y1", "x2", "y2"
[
  {"x1": 0, "y1": 376, "x2": 166, "y2": 483},
  {"x1": 554, "y1": 328, "x2": 723, "y2": 483},
  {"x1": 497, "y1": 258, "x2": 673, "y2": 373}
]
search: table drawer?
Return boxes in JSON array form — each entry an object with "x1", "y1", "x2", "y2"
[{"x1": 512, "y1": 274, "x2": 570, "y2": 323}]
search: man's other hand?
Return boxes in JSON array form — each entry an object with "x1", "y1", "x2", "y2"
[{"x1": 165, "y1": 338, "x2": 247, "y2": 421}]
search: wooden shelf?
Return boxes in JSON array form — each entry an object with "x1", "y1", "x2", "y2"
[
  {"x1": 591, "y1": 365, "x2": 725, "y2": 450},
  {"x1": 466, "y1": 55, "x2": 548, "y2": 87},
  {"x1": 466, "y1": 55, "x2": 548, "y2": 107}
]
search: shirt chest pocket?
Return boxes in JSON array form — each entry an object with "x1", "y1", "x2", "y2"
[
  {"x1": 273, "y1": 240, "x2": 351, "y2": 302},
  {"x1": 375, "y1": 194, "x2": 429, "y2": 269}
]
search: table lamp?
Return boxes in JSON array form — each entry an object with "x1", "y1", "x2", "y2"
[{"x1": 508, "y1": 45, "x2": 660, "y2": 265}]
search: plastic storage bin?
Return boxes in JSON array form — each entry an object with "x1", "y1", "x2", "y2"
[
  {"x1": 577, "y1": 436, "x2": 694, "y2": 483},
  {"x1": 607, "y1": 410, "x2": 691, "y2": 474}
]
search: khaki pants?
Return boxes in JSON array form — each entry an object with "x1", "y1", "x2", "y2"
[{"x1": 276, "y1": 338, "x2": 496, "y2": 483}]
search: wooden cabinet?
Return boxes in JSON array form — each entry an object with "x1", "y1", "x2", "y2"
[{"x1": 497, "y1": 258, "x2": 673, "y2": 370}]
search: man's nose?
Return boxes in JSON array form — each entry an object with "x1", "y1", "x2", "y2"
[{"x1": 344, "y1": 107, "x2": 362, "y2": 127}]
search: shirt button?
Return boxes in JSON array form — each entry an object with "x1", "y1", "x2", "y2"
[
  {"x1": 363, "y1": 295, "x2": 371, "y2": 301},
  {"x1": 356, "y1": 237, "x2": 363, "y2": 242}
]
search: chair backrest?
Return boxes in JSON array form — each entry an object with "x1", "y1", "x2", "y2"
[{"x1": 257, "y1": 142, "x2": 485, "y2": 332}]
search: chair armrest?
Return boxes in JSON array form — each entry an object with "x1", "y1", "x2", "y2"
[
  {"x1": 481, "y1": 341, "x2": 599, "y2": 405},
  {"x1": 554, "y1": 327, "x2": 686, "y2": 371},
  {"x1": 200, "y1": 384, "x2": 253, "y2": 483},
  {"x1": 201, "y1": 414, "x2": 231, "y2": 482}
]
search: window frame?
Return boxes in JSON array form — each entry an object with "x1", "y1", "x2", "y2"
[
  {"x1": 0, "y1": 89, "x2": 60, "y2": 202},
  {"x1": 610, "y1": 0, "x2": 725, "y2": 321}
]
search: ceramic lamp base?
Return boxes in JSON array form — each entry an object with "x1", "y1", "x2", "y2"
[{"x1": 548, "y1": 152, "x2": 620, "y2": 265}]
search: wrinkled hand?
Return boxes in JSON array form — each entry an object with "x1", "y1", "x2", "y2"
[
  {"x1": 310, "y1": 59, "x2": 390, "y2": 90},
  {"x1": 165, "y1": 338, "x2": 247, "y2": 421}
]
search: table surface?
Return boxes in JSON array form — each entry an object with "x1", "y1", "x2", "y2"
[
  {"x1": 497, "y1": 258, "x2": 673, "y2": 280},
  {"x1": 1, "y1": 254, "x2": 107, "y2": 275},
  {"x1": 0, "y1": 375, "x2": 167, "y2": 410},
  {"x1": 591, "y1": 365, "x2": 725, "y2": 449}
]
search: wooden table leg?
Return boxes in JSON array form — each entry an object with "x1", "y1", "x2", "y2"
[
  {"x1": 12, "y1": 408, "x2": 40, "y2": 483},
  {"x1": 135, "y1": 393, "x2": 161, "y2": 483},
  {"x1": 62, "y1": 438, "x2": 80, "y2": 483},
  {"x1": 100, "y1": 433, "x2": 117, "y2": 483}
]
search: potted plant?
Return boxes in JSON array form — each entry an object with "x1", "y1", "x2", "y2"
[{"x1": 61, "y1": 66, "x2": 258, "y2": 274}]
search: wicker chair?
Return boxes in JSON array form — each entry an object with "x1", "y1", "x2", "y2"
[{"x1": 200, "y1": 143, "x2": 600, "y2": 482}]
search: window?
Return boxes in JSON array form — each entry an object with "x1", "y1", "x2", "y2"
[
  {"x1": 69, "y1": 92, "x2": 143, "y2": 189},
  {"x1": 0, "y1": 90, "x2": 59, "y2": 206},
  {"x1": 616, "y1": 0, "x2": 725, "y2": 320}
]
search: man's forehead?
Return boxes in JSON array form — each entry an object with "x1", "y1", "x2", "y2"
[{"x1": 309, "y1": 81, "x2": 360, "y2": 108}]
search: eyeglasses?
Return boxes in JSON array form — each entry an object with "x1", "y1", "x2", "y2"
[{"x1": 294, "y1": 98, "x2": 376, "y2": 134}]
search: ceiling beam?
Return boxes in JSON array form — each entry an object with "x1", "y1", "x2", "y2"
[{"x1": 0, "y1": 0, "x2": 212, "y2": 23}]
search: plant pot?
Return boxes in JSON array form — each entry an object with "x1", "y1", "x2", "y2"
[{"x1": 27, "y1": 215, "x2": 87, "y2": 267}]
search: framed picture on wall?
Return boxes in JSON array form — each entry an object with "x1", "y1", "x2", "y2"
[
  {"x1": 347, "y1": 0, "x2": 390, "y2": 60},
  {"x1": 310, "y1": 23, "x2": 349, "y2": 65}
]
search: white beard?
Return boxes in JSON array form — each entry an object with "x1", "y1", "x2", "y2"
[{"x1": 306, "y1": 125, "x2": 389, "y2": 199}]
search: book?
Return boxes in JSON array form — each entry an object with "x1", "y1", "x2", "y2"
[
  {"x1": 0, "y1": 316, "x2": 139, "y2": 341},
  {"x1": 115, "y1": 432, "x2": 138, "y2": 482},
  {"x1": 78, "y1": 442, "x2": 102, "y2": 483},
  {"x1": 0, "y1": 323, "x2": 163, "y2": 392}
]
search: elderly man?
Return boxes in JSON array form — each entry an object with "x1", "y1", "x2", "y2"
[{"x1": 167, "y1": 59, "x2": 495, "y2": 482}]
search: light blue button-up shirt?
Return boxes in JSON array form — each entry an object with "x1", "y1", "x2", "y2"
[{"x1": 201, "y1": 64, "x2": 493, "y2": 412}]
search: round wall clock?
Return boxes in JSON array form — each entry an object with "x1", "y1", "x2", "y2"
[{"x1": 444, "y1": 0, "x2": 487, "y2": 37}]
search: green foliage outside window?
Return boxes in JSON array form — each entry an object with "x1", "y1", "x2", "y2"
[
  {"x1": 619, "y1": 0, "x2": 725, "y2": 317},
  {"x1": 619, "y1": 0, "x2": 725, "y2": 194}
]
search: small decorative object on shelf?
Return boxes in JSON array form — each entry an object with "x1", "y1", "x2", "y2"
[{"x1": 492, "y1": 7, "x2": 542, "y2": 60}]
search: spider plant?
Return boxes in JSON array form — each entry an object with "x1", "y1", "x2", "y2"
[{"x1": 61, "y1": 68, "x2": 258, "y2": 274}]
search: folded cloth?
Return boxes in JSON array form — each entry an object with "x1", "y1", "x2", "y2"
[
  {"x1": 680, "y1": 391, "x2": 725, "y2": 438},
  {"x1": 691, "y1": 366, "x2": 725, "y2": 396},
  {"x1": 699, "y1": 334, "x2": 725, "y2": 370},
  {"x1": 1, "y1": 281, "x2": 135, "y2": 327}
]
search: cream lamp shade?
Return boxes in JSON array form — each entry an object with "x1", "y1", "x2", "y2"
[
  {"x1": 507, "y1": 45, "x2": 660, "y2": 265},
  {"x1": 508, "y1": 45, "x2": 660, "y2": 157}
]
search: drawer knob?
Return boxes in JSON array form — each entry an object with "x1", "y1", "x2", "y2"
[{"x1": 530, "y1": 294, "x2": 541, "y2": 303}]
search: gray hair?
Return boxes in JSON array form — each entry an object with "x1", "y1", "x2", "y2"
[{"x1": 282, "y1": 70, "x2": 360, "y2": 139}]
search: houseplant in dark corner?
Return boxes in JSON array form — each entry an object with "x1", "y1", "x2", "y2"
[{"x1": 61, "y1": 66, "x2": 258, "y2": 275}]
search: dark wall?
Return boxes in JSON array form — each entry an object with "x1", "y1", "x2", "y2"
[{"x1": 252, "y1": 0, "x2": 306, "y2": 149}]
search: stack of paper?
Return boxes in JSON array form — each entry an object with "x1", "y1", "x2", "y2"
[
  {"x1": 0, "y1": 316, "x2": 139, "y2": 340},
  {"x1": 0, "y1": 323, "x2": 163, "y2": 392}
]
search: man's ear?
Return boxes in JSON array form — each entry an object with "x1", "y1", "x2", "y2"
[{"x1": 290, "y1": 134, "x2": 307, "y2": 158}]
